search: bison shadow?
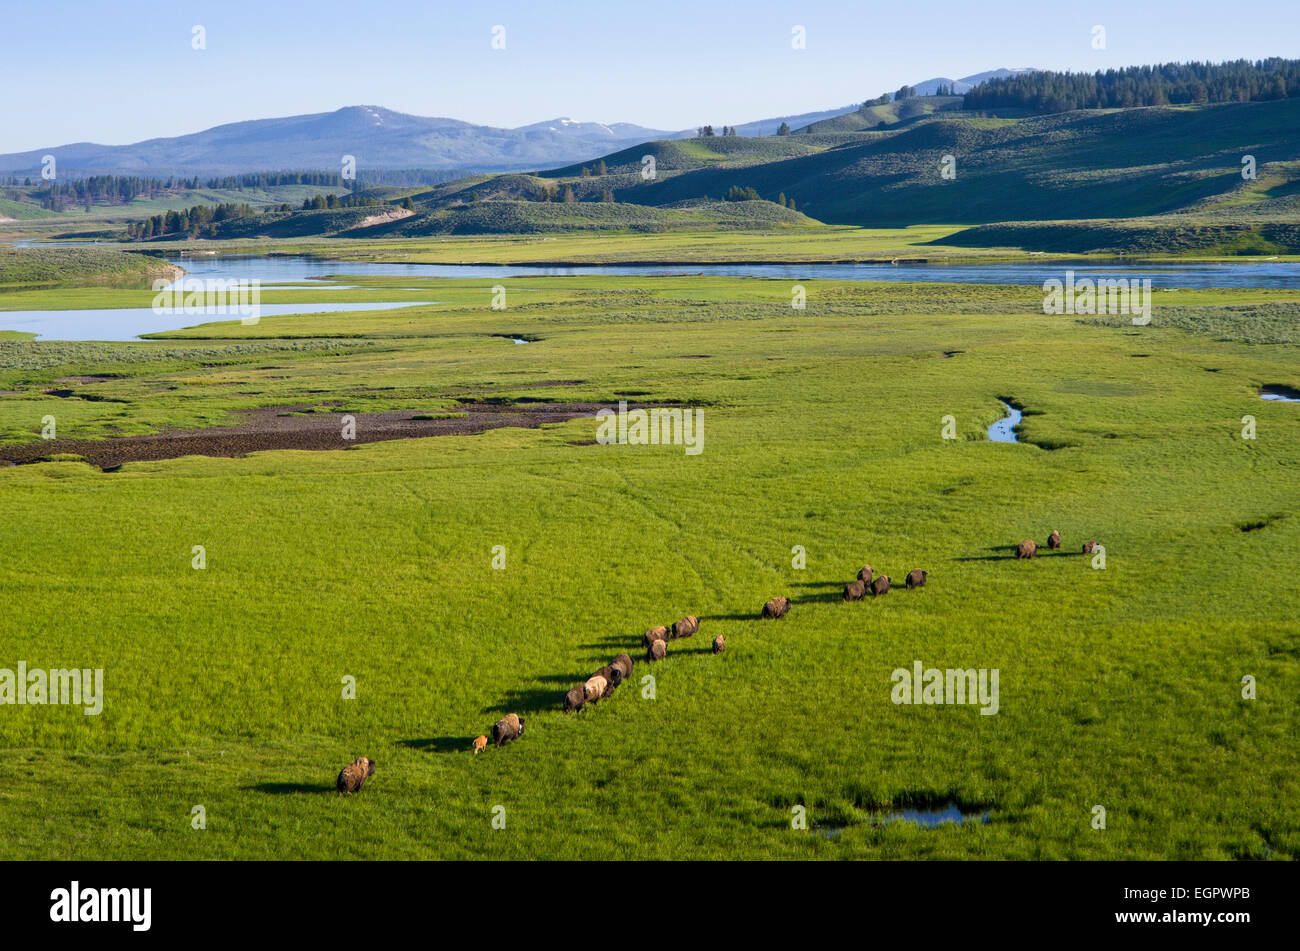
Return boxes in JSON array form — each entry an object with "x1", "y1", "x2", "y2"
[
  {"x1": 483, "y1": 685, "x2": 562, "y2": 715},
  {"x1": 400, "y1": 736, "x2": 475, "y2": 754},
  {"x1": 793, "y1": 590, "x2": 845, "y2": 605},
  {"x1": 700, "y1": 612, "x2": 757, "y2": 622},
  {"x1": 956, "y1": 548, "x2": 1082, "y2": 562},
  {"x1": 576, "y1": 637, "x2": 631, "y2": 650},
  {"x1": 246, "y1": 781, "x2": 334, "y2": 795}
]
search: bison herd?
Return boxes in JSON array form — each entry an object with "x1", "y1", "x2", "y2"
[
  {"x1": 1017, "y1": 530, "x2": 1099, "y2": 559},
  {"x1": 839, "y1": 564, "x2": 928, "y2": 601},
  {"x1": 337, "y1": 529, "x2": 1099, "y2": 792}
]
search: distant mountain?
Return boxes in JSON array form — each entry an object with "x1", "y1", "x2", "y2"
[
  {"x1": 723, "y1": 106, "x2": 860, "y2": 138},
  {"x1": 0, "y1": 106, "x2": 676, "y2": 178},
  {"x1": 0, "y1": 71, "x2": 1043, "y2": 178},
  {"x1": 910, "y1": 68, "x2": 1040, "y2": 97}
]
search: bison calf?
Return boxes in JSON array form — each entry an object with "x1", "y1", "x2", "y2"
[
  {"x1": 491, "y1": 713, "x2": 525, "y2": 747},
  {"x1": 1048, "y1": 529, "x2": 1061, "y2": 549},
  {"x1": 1016, "y1": 539, "x2": 1037, "y2": 559},
  {"x1": 472, "y1": 735, "x2": 488, "y2": 754},
  {"x1": 843, "y1": 580, "x2": 867, "y2": 602},
  {"x1": 762, "y1": 597, "x2": 791, "y2": 619},
  {"x1": 337, "y1": 756, "x2": 376, "y2": 795},
  {"x1": 905, "y1": 569, "x2": 927, "y2": 589}
]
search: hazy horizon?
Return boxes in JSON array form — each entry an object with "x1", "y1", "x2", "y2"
[{"x1": 3, "y1": 0, "x2": 1299, "y2": 154}]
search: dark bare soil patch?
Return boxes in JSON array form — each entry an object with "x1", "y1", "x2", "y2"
[{"x1": 0, "y1": 401, "x2": 607, "y2": 470}]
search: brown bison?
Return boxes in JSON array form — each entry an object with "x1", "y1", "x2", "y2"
[
  {"x1": 594, "y1": 664, "x2": 621, "y2": 694},
  {"x1": 905, "y1": 569, "x2": 927, "y2": 589},
  {"x1": 647, "y1": 639, "x2": 667, "y2": 662},
  {"x1": 857, "y1": 565, "x2": 873, "y2": 583},
  {"x1": 642, "y1": 625, "x2": 670, "y2": 647},
  {"x1": 611, "y1": 653, "x2": 634, "y2": 682},
  {"x1": 1016, "y1": 539, "x2": 1037, "y2": 559},
  {"x1": 762, "y1": 597, "x2": 791, "y2": 619},
  {"x1": 491, "y1": 713, "x2": 525, "y2": 747},
  {"x1": 843, "y1": 579, "x2": 867, "y2": 602},
  {"x1": 1047, "y1": 530, "x2": 1061, "y2": 550},
  {"x1": 869, "y1": 575, "x2": 891, "y2": 596},
  {"x1": 712, "y1": 635, "x2": 725, "y2": 654},
  {"x1": 472, "y1": 735, "x2": 488, "y2": 754},
  {"x1": 337, "y1": 756, "x2": 375, "y2": 795},
  {"x1": 1082, "y1": 540, "x2": 1099, "y2": 554},
  {"x1": 672, "y1": 616, "x2": 699, "y2": 639},
  {"x1": 563, "y1": 685, "x2": 586, "y2": 713}
]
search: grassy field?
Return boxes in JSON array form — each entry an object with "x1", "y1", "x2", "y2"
[
  {"x1": 0, "y1": 270, "x2": 1297, "y2": 860},
  {"x1": 0, "y1": 246, "x2": 180, "y2": 288}
]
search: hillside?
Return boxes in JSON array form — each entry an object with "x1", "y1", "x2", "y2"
[{"x1": 594, "y1": 99, "x2": 1300, "y2": 228}]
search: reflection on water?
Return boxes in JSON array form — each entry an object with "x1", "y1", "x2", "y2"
[
  {"x1": 881, "y1": 802, "x2": 991, "y2": 827},
  {"x1": 154, "y1": 254, "x2": 1300, "y2": 290},
  {"x1": 0, "y1": 301, "x2": 434, "y2": 341}
]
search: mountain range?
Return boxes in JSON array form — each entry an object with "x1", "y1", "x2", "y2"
[{"x1": 0, "y1": 70, "x2": 1037, "y2": 178}]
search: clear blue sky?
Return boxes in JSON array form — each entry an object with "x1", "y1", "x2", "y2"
[{"x1": 3, "y1": 0, "x2": 1297, "y2": 153}]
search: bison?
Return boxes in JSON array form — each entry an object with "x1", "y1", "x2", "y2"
[
  {"x1": 611, "y1": 653, "x2": 634, "y2": 682},
  {"x1": 564, "y1": 685, "x2": 586, "y2": 713},
  {"x1": 843, "y1": 579, "x2": 867, "y2": 602},
  {"x1": 857, "y1": 565, "x2": 873, "y2": 583},
  {"x1": 647, "y1": 639, "x2": 667, "y2": 662},
  {"x1": 491, "y1": 713, "x2": 526, "y2": 747},
  {"x1": 583, "y1": 675, "x2": 609, "y2": 703},
  {"x1": 642, "y1": 625, "x2": 670, "y2": 647},
  {"x1": 1082, "y1": 540, "x2": 1099, "y2": 554},
  {"x1": 594, "y1": 663, "x2": 621, "y2": 694},
  {"x1": 869, "y1": 575, "x2": 891, "y2": 596},
  {"x1": 762, "y1": 597, "x2": 791, "y2": 619},
  {"x1": 672, "y1": 616, "x2": 699, "y2": 639},
  {"x1": 905, "y1": 569, "x2": 927, "y2": 589},
  {"x1": 1048, "y1": 530, "x2": 1061, "y2": 550},
  {"x1": 337, "y1": 756, "x2": 376, "y2": 795},
  {"x1": 712, "y1": 635, "x2": 725, "y2": 654},
  {"x1": 1016, "y1": 539, "x2": 1037, "y2": 559}
]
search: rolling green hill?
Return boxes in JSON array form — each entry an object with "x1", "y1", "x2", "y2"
[
  {"x1": 799, "y1": 95, "x2": 966, "y2": 132},
  {"x1": 606, "y1": 99, "x2": 1300, "y2": 228}
]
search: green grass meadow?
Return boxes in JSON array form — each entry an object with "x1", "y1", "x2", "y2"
[{"x1": 0, "y1": 272, "x2": 1297, "y2": 859}]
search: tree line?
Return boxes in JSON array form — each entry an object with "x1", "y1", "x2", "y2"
[
  {"x1": 963, "y1": 59, "x2": 1300, "y2": 114},
  {"x1": 125, "y1": 202, "x2": 263, "y2": 240}
]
